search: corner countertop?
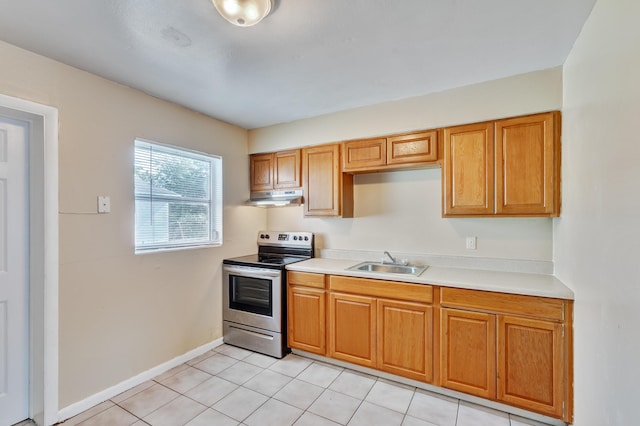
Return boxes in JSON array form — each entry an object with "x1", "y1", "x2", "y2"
[{"x1": 286, "y1": 258, "x2": 574, "y2": 300}]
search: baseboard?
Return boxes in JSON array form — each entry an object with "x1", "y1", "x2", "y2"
[{"x1": 57, "y1": 338, "x2": 223, "y2": 423}]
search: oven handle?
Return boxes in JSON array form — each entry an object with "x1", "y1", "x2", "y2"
[{"x1": 223, "y1": 265, "x2": 282, "y2": 278}]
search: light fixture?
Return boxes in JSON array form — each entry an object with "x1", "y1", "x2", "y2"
[{"x1": 212, "y1": 0, "x2": 274, "y2": 27}]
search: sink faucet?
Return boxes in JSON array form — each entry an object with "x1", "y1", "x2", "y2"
[{"x1": 383, "y1": 251, "x2": 397, "y2": 264}]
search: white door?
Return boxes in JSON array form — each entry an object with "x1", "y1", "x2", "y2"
[{"x1": 0, "y1": 116, "x2": 29, "y2": 425}]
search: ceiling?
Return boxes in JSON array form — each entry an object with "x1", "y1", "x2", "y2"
[{"x1": 0, "y1": 0, "x2": 595, "y2": 129}]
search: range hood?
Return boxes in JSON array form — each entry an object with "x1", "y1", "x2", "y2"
[{"x1": 246, "y1": 189, "x2": 304, "y2": 207}]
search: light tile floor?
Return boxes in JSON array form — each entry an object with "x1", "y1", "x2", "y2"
[{"x1": 52, "y1": 345, "x2": 553, "y2": 426}]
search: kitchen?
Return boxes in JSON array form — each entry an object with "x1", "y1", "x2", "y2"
[{"x1": 0, "y1": 0, "x2": 638, "y2": 425}]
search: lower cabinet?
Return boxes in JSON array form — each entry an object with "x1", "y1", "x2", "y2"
[
  {"x1": 377, "y1": 299, "x2": 433, "y2": 382},
  {"x1": 441, "y1": 308, "x2": 496, "y2": 398},
  {"x1": 287, "y1": 272, "x2": 326, "y2": 355},
  {"x1": 497, "y1": 315, "x2": 564, "y2": 418},
  {"x1": 328, "y1": 276, "x2": 434, "y2": 382},
  {"x1": 287, "y1": 273, "x2": 573, "y2": 422},
  {"x1": 440, "y1": 288, "x2": 571, "y2": 421},
  {"x1": 328, "y1": 292, "x2": 377, "y2": 367}
]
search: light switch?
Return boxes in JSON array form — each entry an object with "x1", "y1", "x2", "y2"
[{"x1": 98, "y1": 196, "x2": 111, "y2": 213}]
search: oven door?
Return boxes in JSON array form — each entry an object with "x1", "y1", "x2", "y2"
[{"x1": 223, "y1": 265, "x2": 282, "y2": 332}]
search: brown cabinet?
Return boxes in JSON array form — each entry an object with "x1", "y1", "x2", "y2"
[
  {"x1": 287, "y1": 271, "x2": 573, "y2": 422},
  {"x1": 250, "y1": 153, "x2": 274, "y2": 192},
  {"x1": 250, "y1": 149, "x2": 301, "y2": 192},
  {"x1": 441, "y1": 308, "x2": 496, "y2": 398},
  {"x1": 498, "y1": 315, "x2": 564, "y2": 418},
  {"x1": 495, "y1": 113, "x2": 560, "y2": 215},
  {"x1": 439, "y1": 287, "x2": 572, "y2": 422},
  {"x1": 442, "y1": 122, "x2": 495, "y2": 215},
  {"x1": 378, "y1": 299, "x2": 433, "y2": 382},
  {"x1": 328, "y1": 292, "x2": 377, "y2": 368},
  {"x1": 328, "y1": 275, "x2": 433, "y2": 380},
  {"x1": 302, "y1": 144, "x2": 354, "y2": 217},
  {"x1": 442, "y1": 112, "x2": 560, "y2": 217},
  {"x1": 343, "y1": 130, "x2": 438, "y2": 173},
  {"x1": 287, "y1": 271, "x2": 326, "y2": 355}
]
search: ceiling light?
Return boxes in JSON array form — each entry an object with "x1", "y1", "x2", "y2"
[{"x1": 212, "y1": 0, "x2": 273, "y2": 27}]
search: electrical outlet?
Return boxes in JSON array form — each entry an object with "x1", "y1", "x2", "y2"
[
  {"x1": 97, "y1": 196, "x2": 111, "y2": 213},
  {"x1": 466, "y1": 236, "x2": 477, "y2": 250}
]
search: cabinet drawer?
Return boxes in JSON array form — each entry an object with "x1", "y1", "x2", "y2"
[
  {"x1": 329, "y1": 275, "x2": 432, "y2": 303},
  {"x1": 288, "y1": 271, "x2": 325, "y2": 289},
  {"x1": 440, "y1": 288, "x2": 564, "y2": 321}
]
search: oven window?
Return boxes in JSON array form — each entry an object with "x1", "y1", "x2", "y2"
[{"x1": 229, "y1": 275, "x2": 273, "y2": 316}]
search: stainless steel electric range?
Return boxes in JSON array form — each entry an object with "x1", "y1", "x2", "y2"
[{"x1": 222, "y1": 231, "x2": 314, "y2": 358}]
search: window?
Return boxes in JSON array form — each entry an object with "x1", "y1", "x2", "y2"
[{"x1": 134, "y1": 139, "x2": 222, "y2": 253}]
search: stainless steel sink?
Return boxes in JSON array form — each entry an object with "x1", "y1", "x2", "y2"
[{"x1": 347, "y1": 261, "x2": 428, "y2": 276}]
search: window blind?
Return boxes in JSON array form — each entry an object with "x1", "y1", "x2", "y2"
[{"x1": 134, "y1": 139, "x2": 222, "y2": 253}]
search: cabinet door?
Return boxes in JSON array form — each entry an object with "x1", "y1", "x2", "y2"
[
  {"x1": 250, "y1": 153, "x2": 274, "y2": 192},
  {"x1": 343, "y1": 138, "x2": 387, "y2": 172},
  {"x1": 498, "y1": 315, "x2": 564, "y2": 418},
  {"x1": 443, "y1": 122, "x2": 494, "y2": 216},
  {"x1": 495, "y1": 112, "x2": 559, "y2": 215},
  {"x1": 303, "y1": 144, "x2": 353, "y2": 217},
  {"x1": 288, "y1": 286, "x2": 326, "y2": 355},
  {"x1": 377, "y1": 299, "x2": 433, "y2": 383},
  {"x1": 441, "y1": 308, "x2": 496, "y2": 398},
  {"x1": 387, "y1": 130, "x2": 438, "y2": 165},
  {"x1": 274, "y1": 149, "x2": 301, "y2": 189},
  {"x1": 329, "y1": 292, "x2": 376, "y2": 368}
]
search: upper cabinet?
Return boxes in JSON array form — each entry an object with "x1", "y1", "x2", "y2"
[
  {"x1": 249, "y1": 153, "x2": 274, "y2": 192},
  {"x1": 442, "y1": 112, "x2": 560, "y2": 217},
  {"x1": 249, "y1": 149, "x2": 301, "y2": 192},
  {"x1": 442, "y1": 122, "x2": 495, "y2": 215},
  {"x1": 343, "y1": 130, "x2": 439, "y2": 173},
  {"x1": 302, "y1": 144, "x2": 354, "y2": 217},
  {"x1": 495, "y1": 113, "x2": 560, "y2": 215}
]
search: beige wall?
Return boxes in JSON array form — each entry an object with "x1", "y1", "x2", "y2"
[
  {"x1": 250, "y1": 69, "x2": 563, "y2": 260},
  {"x1": 555, "y1": 0, "x2": 640, "y2": 424},
  {"x1": 0, "y1": 40, "x2": 266, "y2": 407}
]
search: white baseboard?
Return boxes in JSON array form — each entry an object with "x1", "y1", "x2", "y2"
[{"x1": 57, "y1": 338, "x2": 223, "y2": 423}]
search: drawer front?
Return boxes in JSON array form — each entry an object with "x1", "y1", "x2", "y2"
[
  {"x1": 288, "y1": 271, "x2": 325, "y2": 289},
  {"x1": 440, "y1": 287, "x2": 564, "y2": 321},
  {"x1": 329, "y1": 275, "x2": 432, "y2": 303}
]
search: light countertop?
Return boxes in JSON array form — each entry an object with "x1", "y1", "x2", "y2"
[{"x1": 286, "y1": 258, "x2": 574, "y2": 300}]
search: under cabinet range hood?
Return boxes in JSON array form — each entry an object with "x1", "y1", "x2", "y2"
[{"x1": 246, "y1": 189, "x2": 304, "y2": 207}]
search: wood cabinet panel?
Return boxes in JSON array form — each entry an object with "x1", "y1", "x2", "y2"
[
  {"x1": 342, "y1": 138, "x2": 387, "y2": 171},
  {"x1": 288, "y1": 285, "x2": 326, "y2": 355},
  {"x1": 274, "y1": 149, "x2": 301, "y2": 189},
  {"x1": 302, "y1": 144, "x2": 353, "y2": 217},
  {"x1": 342, "y1": 131, "x2": 439, "y2": 173},
  {"x1": 498, "y1": 315, "x2": 564, "y2": 418},
  {"x1": 387, "y1": 130, "x2": 438, "y2": 165},
  {"x1": 378, "y1": 299, "x2": 433, "y2": 382},
  {"x1": 495, "y1": 112, "x2": 559, "y2": 215},
  {"x1": 288, "y1": 271, "x2": 325, "y2": 289},
  {"x1": 250, "y1": 150, "x2": 301, "y2": 191},
  {"x1": 443, "y1": 122, "x2": 494, "y2": 215},
  {"x1": 329, "y1": 275, "x2": 432, "y2": 303},
  {"x1": 440, "y1": 287, "x2": 564, "y2": 321},
  {"x1": 249, "y1": 153, "x2": 274, "y2": 192},
  {"x1": 441, "y1": 308, "x2": 496, "y2": 399},
  {"x1": 328, "y1": 292, "x2": 376, "y2": 367}
]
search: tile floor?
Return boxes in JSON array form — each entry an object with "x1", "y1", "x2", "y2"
[{"x1": 52, "y1": 345, "x2": 553, "y2": 426}]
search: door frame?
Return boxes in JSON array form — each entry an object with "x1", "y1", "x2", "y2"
[{"x1": 0, "y1": 94, "x2": 59, "y2": 426}]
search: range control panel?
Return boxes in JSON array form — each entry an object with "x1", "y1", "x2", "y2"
[{"x1": 257, "y1": 231, "x2": 313, "y2": 247}]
